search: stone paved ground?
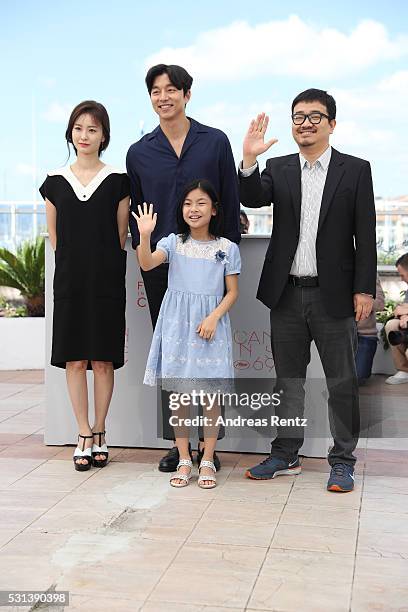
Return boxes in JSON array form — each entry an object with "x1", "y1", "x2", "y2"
[{"x1": 0, "y1": 370, "x2": 407, "y2": 611}]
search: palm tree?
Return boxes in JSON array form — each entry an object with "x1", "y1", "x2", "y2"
[{"x1": 0, "y1": 237, "x2": 45, "y2": 316}]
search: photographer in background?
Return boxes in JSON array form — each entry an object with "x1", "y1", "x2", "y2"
[{"x1": 385, "y1": 253, "x2": 408, "y2": 385}]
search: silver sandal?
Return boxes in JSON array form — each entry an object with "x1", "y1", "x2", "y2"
[
  {"x1": 170, "y1": 458, "x2": 193, "y2": 488},
  {"x1": 198, "y1": 459, "x2": 217, "y2": 489}
]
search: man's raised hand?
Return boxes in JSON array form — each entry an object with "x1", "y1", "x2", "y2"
[
  {"x1": 132, "y1": 203, "x2": 157, "y2": 237},
  {"x1": 242, "y1": 113, "x2": 278, "y2": 168}
]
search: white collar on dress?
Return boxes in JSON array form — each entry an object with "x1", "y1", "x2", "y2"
[{"x1": 48, "y1": 164, "x2": 124, "y2": 201}]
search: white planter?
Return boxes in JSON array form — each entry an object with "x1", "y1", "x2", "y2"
[{"x1": 0, "y1": 317, "x2": 45, "y2": 370}]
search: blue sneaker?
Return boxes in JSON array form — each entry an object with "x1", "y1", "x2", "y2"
[
  {"x1": 327, "y1": 463, "x2": 355, "y2": 492},
  {"x1": 245, "y1": 455, "x2": 301, "y2": 480}
]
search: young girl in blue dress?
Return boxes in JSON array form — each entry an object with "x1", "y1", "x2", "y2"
[{"x1": 133, "y1": 179, "x2": 240, "y2": 489}]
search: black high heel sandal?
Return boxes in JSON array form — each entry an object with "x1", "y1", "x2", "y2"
[
  {"x1": 73, "y1": 434, "x2": 93, "y2": 472},
  {"x1": 92, "y1": 430, "x2": 109, "y2": 468}
]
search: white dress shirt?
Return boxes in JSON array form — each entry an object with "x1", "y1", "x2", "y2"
[
  {"x1": 291, "y1": 146, "x2": 331, "y2": 276},
  {"x1": 240, "y1": 146, "x2": 332, "y2": 276}
]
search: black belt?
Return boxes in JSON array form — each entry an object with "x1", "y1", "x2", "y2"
[{"x1": 288, "y1": 275, "x2": 319, "y2": 287}]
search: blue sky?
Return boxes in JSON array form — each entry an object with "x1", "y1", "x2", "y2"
[{"x1": 1, "y1": 0, "x2": 408, "y2": 200}]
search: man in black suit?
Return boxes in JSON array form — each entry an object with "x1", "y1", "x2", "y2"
[{"x1": 239, "y1": 89, "x2": 376, "y2": 492}]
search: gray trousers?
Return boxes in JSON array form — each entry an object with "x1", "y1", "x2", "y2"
[{"x1": 269, "y1": 284, "x2": 359, "y2": 466}]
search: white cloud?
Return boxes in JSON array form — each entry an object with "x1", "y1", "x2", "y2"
[
  {"x1": 16, "y1": 163, "x2": 37, "y2": 178},
  {"x1": 378, "y1": 70, "x2": 408, "y2": 93},
  {"x1": 333, "y1": 69, "x2": 407, "y2": 121},
  {"x1": 327, "y1": 73, "x2": 408, "y2": 194},
  {"x1": 145, "y1": 16, "x2": 408, "y2": 81},
  {"x1": 195, "y1": 100, "x2": 286, "y2": 136},
  {"x1": 42, "y1": 102, "x2": 72, "y2": 123},
  {"x1": 194, "y1": 99, "x2": 288, "y2": 163},
  {"x1": 192, "y1": 69, "x2": 408, "y2": 196},
  {"x1": 332, "y1": 122, "x2": 393, "y2": 148},
  {"x1": 37, "y1": 76, "x2": 57, "y2": 89}
]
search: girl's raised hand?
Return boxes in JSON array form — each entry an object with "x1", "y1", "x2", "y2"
[{"x1": 132, "y1": 203, "x2": 157, "y2": 237}]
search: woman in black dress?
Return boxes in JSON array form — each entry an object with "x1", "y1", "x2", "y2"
[{"x1": 40, "y1": 101, "x2": 130, "y2": 471}]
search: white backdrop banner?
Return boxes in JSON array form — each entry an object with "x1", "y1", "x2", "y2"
[{"x1": 45, "y1": 236, "x2": 330, "y2": 456}]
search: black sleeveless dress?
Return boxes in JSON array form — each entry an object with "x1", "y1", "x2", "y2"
[{"x1": 39, "y1": 165, "x2": 130, "y2": 369}]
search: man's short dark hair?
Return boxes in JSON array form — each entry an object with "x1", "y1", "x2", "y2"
[
  {"x1": 291, "y1": 88, "x2": 336, "y2": 121},
  {"x1": 396, "y1": 253, "x2": 408, "y2": 269},
  {"x1": 145, "y1": 64, "x2": 193, "y2": 95}
]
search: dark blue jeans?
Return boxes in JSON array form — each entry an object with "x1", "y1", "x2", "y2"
[{"x1": 356, "y1": 334, "x2": 378, "y2": 383}]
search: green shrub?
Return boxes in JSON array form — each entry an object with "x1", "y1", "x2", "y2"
[{"x1": 0, "y1": 237, "x2": 45, "y2": 317}]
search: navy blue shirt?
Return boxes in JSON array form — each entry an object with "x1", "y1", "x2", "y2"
[{"x1": 126, "y1": 118, "x2": 241, "y2": 248}]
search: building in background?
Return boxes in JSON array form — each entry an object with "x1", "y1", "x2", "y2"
[
  {"x1": 375, "y1": 196, "x2": 408, "y2": 262},
  {"x1": 242, "y1": 197, "x2": 408, "y2": 261}
]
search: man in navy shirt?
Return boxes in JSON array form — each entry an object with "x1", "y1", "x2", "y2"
[{"x1": 127, "y1": 64, "x2": 240, "y2": 472}]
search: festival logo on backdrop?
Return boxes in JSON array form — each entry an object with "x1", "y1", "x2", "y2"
[
  {"x1": 136, "y1": 280, "x2": 147, "y2": 308},
  {"x1": 233, "y1": 329, "x2": 275, "y2": 373}
]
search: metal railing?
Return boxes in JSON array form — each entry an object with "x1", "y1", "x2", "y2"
[
  {"x1": 242, "y1": 206, "x2": 408, "y2": 263},
  {"x1": 1, "y1": 201, "x2": 408, "y2": 261},
  {"x1": 0, "y1": 201, "x2": 46, "y2": 251}
]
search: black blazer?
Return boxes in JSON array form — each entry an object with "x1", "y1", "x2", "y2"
[{"x1": 239, "y1": 148, "x2": 377, "y2": 318}]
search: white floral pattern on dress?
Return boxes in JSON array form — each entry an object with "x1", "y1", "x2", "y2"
[{"x1": 175, "y1": 236, "x2": 232, "y2": 260}]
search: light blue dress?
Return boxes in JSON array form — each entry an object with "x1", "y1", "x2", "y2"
[{"x1": 144, "y1": 233, "x2": 241, "y2": 389}]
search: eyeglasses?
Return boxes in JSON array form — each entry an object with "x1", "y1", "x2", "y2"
[{"x1": 292, "y1": 112, "x2": 329, "y2": 125}]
